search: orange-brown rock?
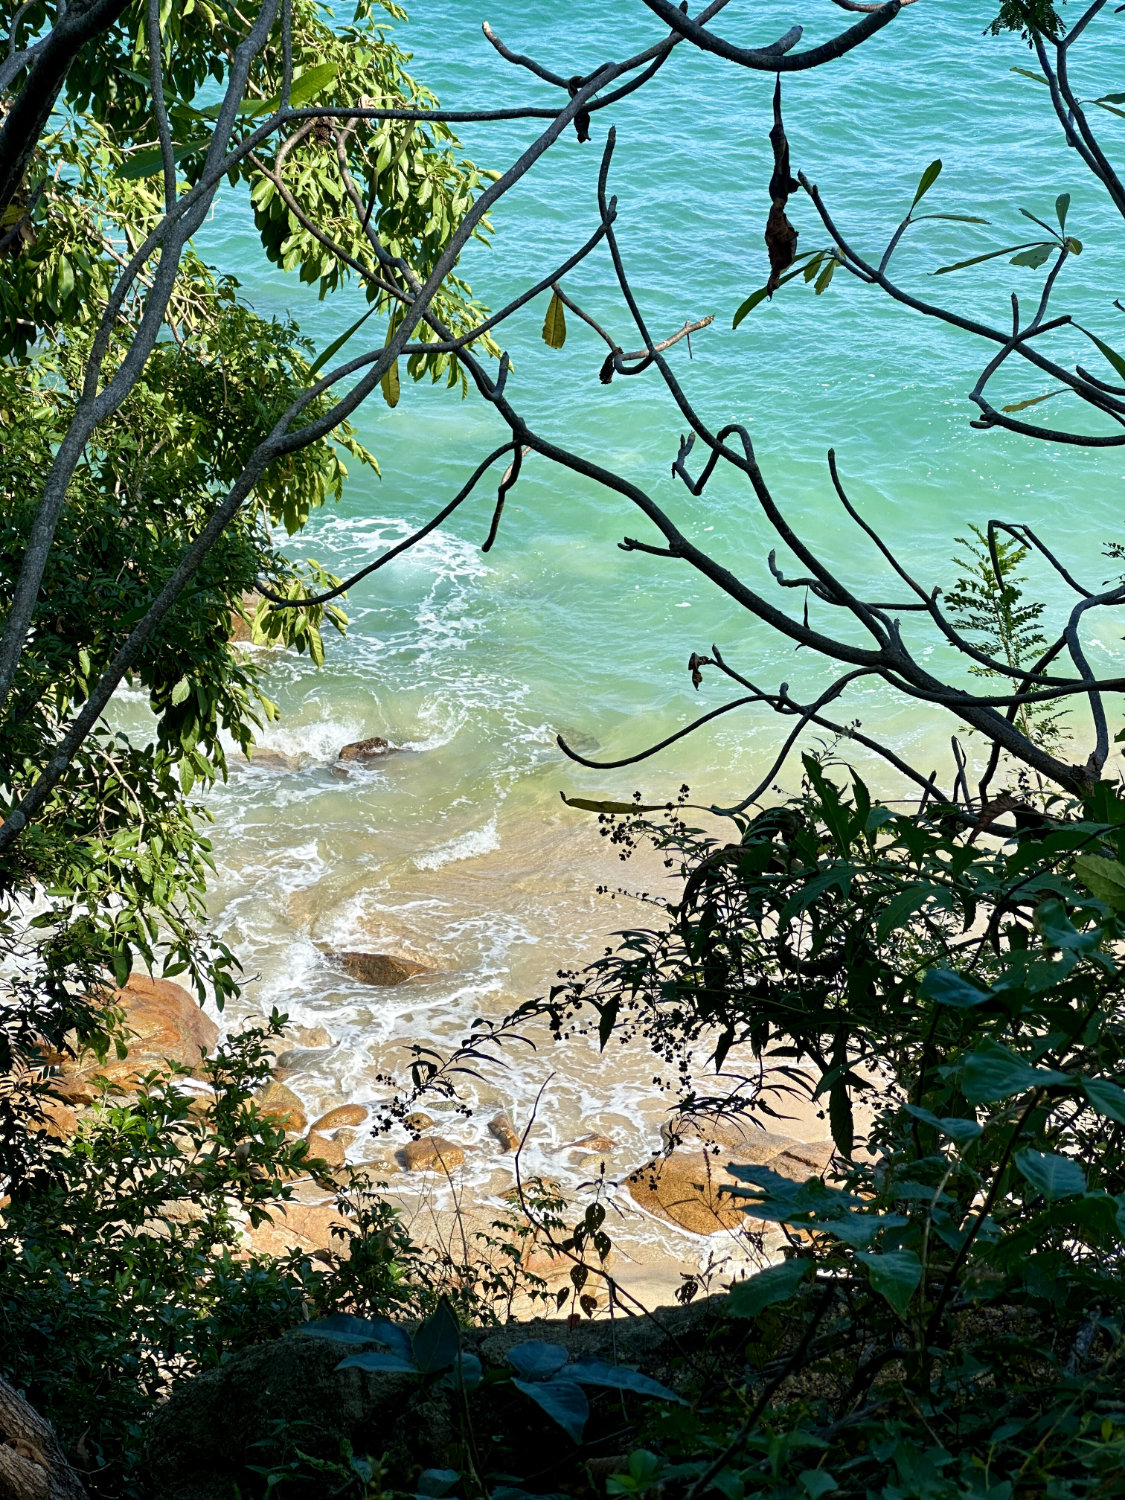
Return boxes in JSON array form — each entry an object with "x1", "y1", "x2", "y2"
[
  {"x1": 404, "y1": 1110, "x2": 434, "y2": 1133},
  {"x1": 627, "y1": 1132, "x2": 834, "y2": 1236},
  {"x1": 488, "y1": 1112, "x2": 521, "y2": 1152},
  {"x1": 310, "y1": 1104, "x2": 367, "y2": 1134},
  {"x1": 247, "y1": 1202, "x2": 353, "y2": 1260},
  {"x1": 338, "y1": 737, "x2": 393, "y2": 762},
  {"x1": 333, "y1": 952, "x2": 429, "y2": 986},
  {"x1": 304, "y1": 1132, "x2": 347, "y2": 1170},
  {"x1": 57, "y1": 973, "x2": 219, "y2": 1095},
  {"x1": 400, "y1": 1136, "x2": 465, "y2": 1173},
  {"x1": 28, "y1": 1099, "x2": 79, "y2": 1140},
  {"x1": 229, "y1": 591, "x2": 261, "y2": 644},
  {"x1": 253, "y1": 1080, "x2": 307, "y2": 1133},
  {"x1": 562, "y1": 1132, "x2": 617, "y2": 1154}
]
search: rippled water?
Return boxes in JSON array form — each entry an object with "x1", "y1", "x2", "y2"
[{"x1": 154, "y1": 1, "x2": 1125, "y2": 1282}]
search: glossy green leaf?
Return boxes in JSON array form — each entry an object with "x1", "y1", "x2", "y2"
[
  {"x1": 920, "y1": 967, "x2": 991, "y2": 1008},
  {"x1": 1077, "y1": 326, "x2": 1125, "y2": 383},
  {"x1": 512, "y1": 1378, "x2": 588, "y2": 1443},
  {"x1": 287, "y1": 61, "x2": 339, "y2": 109},
  {"x1": 726, "y1": 1258, "x2": 811, "y2": 1318},
  {"x1": 1009, "y1": 243, "x2": 1053, "y2": 268},
  {"x1": 381, "y1": 358, "x2": 400, "y2": 409},
  {"x1": 171, "y1": 677, "x2": 190, "y2": 707},
  {"x1": 115, "y1": 138, "x2": 211, "y2": 180},
  {"x1": 309, "y1": 306, "x2": 377, "y2": 378},
  {"x1": 1081, "y1": 1075, "x2": 1125, "y2": 1125},
  {"x1": 1056, "y1": 192, "x2": 1070, "y2": 229},
  {"x1": 1075, "y1": 853, "x2": 1125, "y2": 911},
  {"x1": 961, "y1": 1040, "x2": 1069, "y2": 1104},
  {"x1": 1015, "y1": 1148, "x2": 1086, "y2": 1199}
]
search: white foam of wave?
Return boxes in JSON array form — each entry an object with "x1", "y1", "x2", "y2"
[{"x1": 413, "y1": 816, "x2": 499, "y2": 871}]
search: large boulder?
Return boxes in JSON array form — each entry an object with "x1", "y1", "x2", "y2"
[
  {"x1": 331, "y1": 952, "x2": 429, "y2": 986},
  {"x1": 400, "y1": 1136, "x2": 465, "y2": 1172},
  {"x1": 253, "y1": 1080, "x2": 307, "y2": 1133},
  {"x1": 626, "y1": 1129, "x2": 833, "y2": 1236},
  {"x1": 54, "y1": 974, "x2": 219, "y2": 1102}
]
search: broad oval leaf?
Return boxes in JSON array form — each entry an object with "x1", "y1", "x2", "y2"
[
  {"x1": 961, "y1": 1040, "x2": 1070, "y2": 1104},
  {"x1": 507, "y1": 1340, "x2": 570, "y2": 1381},
  {"x1": 1014, "y1": 1148, "x2": 1087, "y2": 1200},
  {"x1": 1075, "y1": 854, "x2": 1125, "y2": 912},
  {"x1": 726, "y1": 1258, "x2": 810, "y2": 1319},
  {"x1": 511, "y1": 1377, "x2": 589, "y2": 1442},
  {"x1": 566, "y1": 1360, "x2": 684, "y2": 1403},
  {"x1": 1081, "y1": 1075, "x2": 1125, "y2": 1125},
  {"x1": 336, "y1": 1350, "x2": 418, "y2": 1374},
  {"x1": 412, "y1": 1299, "x2": 459, "y2": 1374},
  {"x1": 920, "y1": 967, "x2": 991, "y2": 1009},
  {"x1": 902, "y1": 1104, "x2": 982, "y2": 1144},
  {"x1": 855, "y1": 1249, "x2": 922, "y2": 1316}
]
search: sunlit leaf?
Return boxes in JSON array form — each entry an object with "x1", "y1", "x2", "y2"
[{"x1": 542, "y1": 291, "x2": 567, "y2": 349}]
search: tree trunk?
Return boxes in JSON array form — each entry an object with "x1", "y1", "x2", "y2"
[{"x1": 0, "y1": 1375, "x2": 86, "y2": 1500}]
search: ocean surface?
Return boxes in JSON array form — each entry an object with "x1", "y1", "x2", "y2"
[{"x1": 126, "y1": 1, "x2": 1125, "y2": 1278}]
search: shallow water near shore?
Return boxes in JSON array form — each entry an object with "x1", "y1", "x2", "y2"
[{"x1": 140, "y1": 0, "x2": 1125, "y2": 1290}]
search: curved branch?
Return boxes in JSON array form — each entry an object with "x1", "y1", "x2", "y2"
[{"x1": 638, "y1": 0, "x2": 901, "y2": 72}]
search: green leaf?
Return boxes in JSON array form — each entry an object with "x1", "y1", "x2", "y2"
[
  {"x1": 287, "y1": 61, "x2": 339, "y2": 109},
  {"x1": 512, "y1": 1378, "x2": 588, "y2": 1443},
  {"x1": 508, "y1": 1341, "x2": 569, "y2": 1381},
  {"x1": 902, "y1": 1104, "x2": 982, "y2": 1144},
  {"x1": 961, "y1": 1040, "x2": 1069, "y2": 1104},
  {"x1": 77, "y1": 646, "x2": 91, "y2": 679},
  {"x1": 933, "y1": 242, "x2": 1042, "y2": 275},
  {"x1": 911, "y1": 158, "x2": 942, "y2": 209},
  {"x1": 542, "y1": 292, "x2": 567, "y2": 349},
  {"x1": 381, "y1": 359, "x2": 400, "y2": 409},
  {"x1": 412, "y1": 1299, "x2": 458, "y2": 1374},
  {"x1": 1009, "y1": 243, "x2": 1053, "y2": 268},
  {"x1": 914, "y1": 213, "x2": 991, "y2": 224},
  {"x1": 1081, "y1": 1075, "x2": 1125, "y2": 1125},
  {"x1": 115, "y1": 138, "x2": 211, "y2": 180},
  {"x1": 1076, "y1": 326, "x2": 1125, "y2": 383},
  {"x1": 566, "y1": 1359, "x2": 685, "y2": 1403},
  {"x1": 1075, "y1": 853, "x2": 1125, "y2": 911},
  {"x1": 1011, "y1": 65, "x2": 1049, "y2": 84},
  {"x1": 920, "y1": 967, "x2": 991, "y2": 1009},
  {"x1": 560, "y1": 793, "x2": 664, "y2": 815},
  {"x1": 813, "y1": 257, "x2": 836, "y2": 295},
  {"x1": 800, "y1": 1473, "x2": 838, "y2": 1500},
  {"x1": 732, "y1": 259, "x2": 810, "y2": 327},
  {"x1": 726, "y1": 1258, "x2": 811, "y2": 1319},
  {"x1": 855, "y1": 1249, "x2": 922, "y2": 1316},
  {"x1": 1056, "y1": 192, "x2": 1070, "y2": 230},
  {"x1": 309, "y1": 306, "x2": 377, "y2": 378},
  {"x1": 1014, "y1": 1148, "x2": 1086, "y2": 1199},
  {"x1": 179, "y1": 758, "x2": 195, "y2": 796},
  {"x1": 829, "y1": 1077, "x2": 853, "y2": 1157},
  {"x1": 171, "y1": 677, "x2": 190, "y2": 707}
]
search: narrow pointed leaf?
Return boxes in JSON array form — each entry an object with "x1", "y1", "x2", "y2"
[
  {"x1": 911, "y1": 158, "x2": 942, "y2": 208},
  {"x1": 542, "y1": 292, "x2": 567, "y2": 349},
  {"x1": 310, "y1": 306, "x2": 378, "y2": 378}
]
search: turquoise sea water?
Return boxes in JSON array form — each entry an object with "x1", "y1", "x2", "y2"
[{"x1": 168, "y1": 1, "x2": 1125, "y2": 1272}]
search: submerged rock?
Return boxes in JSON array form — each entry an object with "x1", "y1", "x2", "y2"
[
  {"x1": 488, "y1": 1111, "x2": 521, "y2": 1152},
  {"x1": 338, "y1": 736, "x2": 395, "y2": 762},
  {"x1": 400, "y1": 1136, "x2": 465, "y2": 1172},
  {"x1": 332, "y1": 952, "x2": 430, "y2": 986}
]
